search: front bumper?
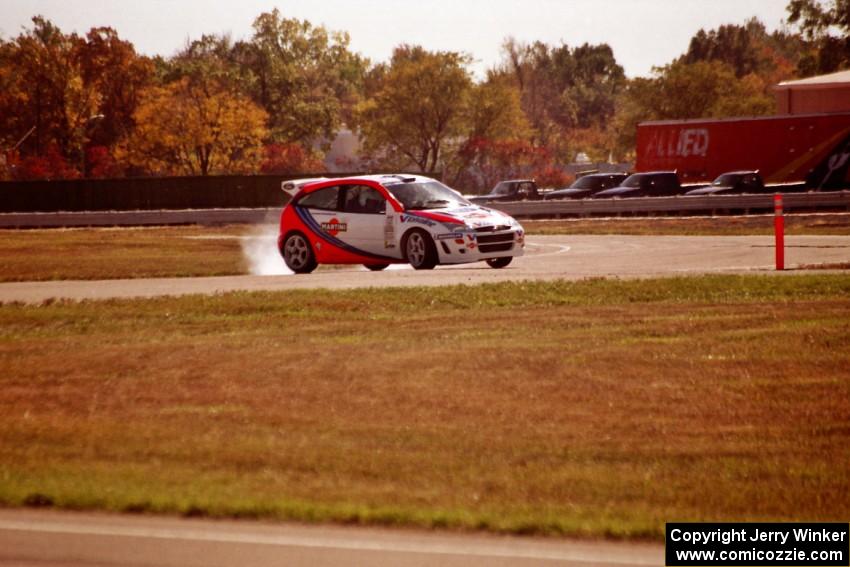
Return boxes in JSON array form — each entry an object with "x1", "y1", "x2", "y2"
[{"x1": 435, "y1": 226, "x2": 525, "y2": 264}]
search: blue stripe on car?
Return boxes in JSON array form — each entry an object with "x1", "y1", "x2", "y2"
[{"x1": 295, "y1": 207, "x2": 398, "y2": 262}]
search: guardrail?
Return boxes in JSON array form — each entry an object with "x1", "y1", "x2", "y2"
[
  {"x1": 1, "y1": 192, "x2": 848, "y2": 228},
  {"x1": 491, "y1": 191, "x2": 850, "y2": 218}
]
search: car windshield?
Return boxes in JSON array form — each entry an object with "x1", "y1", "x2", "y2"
[
  {"x1": 712, "y1": 174, "x2": 741, "y2": 186},
  {"x1": 387, "y1": 181, "x2": 470, "y2": 210},
  {"x1": 571, "y1": 177, "x2": 600, "y2": 190},
  {"x1": 621, "y1": 174, "x2": 644, "y2": 188},
  {"x1": 491, "y1": 182, "x2": 512, "y2": 195}
]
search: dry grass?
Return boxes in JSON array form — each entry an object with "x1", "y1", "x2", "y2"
[
  {"x1": 1, "y1": 275, "x2": 849, "y2": 538},
  {"x1": 523, "y1": 213, "x2": 850, "y2": 236},
  {"x1": 0, "y1": 225, "x2": 248, "y2": 282}
]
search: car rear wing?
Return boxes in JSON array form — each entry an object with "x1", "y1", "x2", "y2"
[{"x1": 281, "y1": 177, "x2": 329, "y2": 197}]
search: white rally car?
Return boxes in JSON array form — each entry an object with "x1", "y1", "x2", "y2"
[{"x1": 278, "y1": 174, "x2": 525, "y2": 273}]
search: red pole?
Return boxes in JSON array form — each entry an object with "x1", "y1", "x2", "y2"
[{"x1": 774, "y1": 194, "x2": 784, "y2": 271}]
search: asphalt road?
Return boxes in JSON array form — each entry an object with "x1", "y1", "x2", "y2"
[
  {"x1": 1, "y1": 234, "x2": 849, "y2": 303},
  {"x1": 0, "y1": 509, "x2": 662, "y2": 567}
]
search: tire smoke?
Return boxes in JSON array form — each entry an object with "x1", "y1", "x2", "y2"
[{"x1": 241, "y1": 223, "x2": 293, "y2": 276}]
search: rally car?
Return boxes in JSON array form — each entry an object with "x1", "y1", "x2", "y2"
[{"x1": 278, "y1": 174, "x2": 525, "y2": 273}]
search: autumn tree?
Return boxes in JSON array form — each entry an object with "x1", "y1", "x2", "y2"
[
  {"x1": 0, "y1": 17, "x2": 153, "y2": 178},
  {"x1": 0, "y1": 17, "x2": 97, "y2": 173},
  {"x1": 786, "y1": 0, "x2": 850, "y2": 74},
  {"x1": 76, "y1": 27, "x2": 154, "y2": 149},
  {"x1": 357, "y1": 45, "x2": 473, "y2": 173},
  {"x1": 119, "y1": 78, "x2": 268, "y2": 176}
]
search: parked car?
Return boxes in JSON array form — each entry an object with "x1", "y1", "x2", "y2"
[
  {"x1": 685, "y1": 171, "x2": 765, "y2": 196},
  {"x1": 468, "y1": 179, "x2": 541, "y2": 204},
  {"x1": 591, "y1": 171, "x2": 682, "y2": 199},
  {"x1": 544, "y1": 173, "x2": 629, "y2": 200},
  {"x1": 278, "y1": 174, "x2": 525, "y2": 273}
]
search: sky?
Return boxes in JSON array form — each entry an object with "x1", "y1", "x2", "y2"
[{"x1": 2, "y1": 0, "x2": 792, "y2": 78}]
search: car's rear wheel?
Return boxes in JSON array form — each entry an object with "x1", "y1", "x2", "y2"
[
  {"x1": 403, "y1": 229, "x2": 437, "y2": 270},
  {"x1": 486, "y1": 257, "x2": 512, "y2": 269},
  {"x1": 282, "y1": 232, "x2": 317, "y2": 274},
  {"x1": 364, "y1": 263, "x2": 389, "y2": 271}
]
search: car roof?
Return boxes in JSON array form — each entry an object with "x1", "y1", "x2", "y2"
[{"x1": 302, "y1": 173, "x2": 438, "y2": 190}]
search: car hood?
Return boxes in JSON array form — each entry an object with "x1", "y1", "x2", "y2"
[
  {"x1": 685, "y1": 185, "x2": 733, "y2": 195},
  {"x1": 594, "y1": 186, "x2": 640, "y2": 197},
  {"x1": 404, "y1": 204, "x2": 517, "y2": 229},
  {"x1": 545, "y1": 188, "x2": 590, "y2": 198}
]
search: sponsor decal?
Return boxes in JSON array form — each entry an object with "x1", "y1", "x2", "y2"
[
  {"x1": 435, "y1": 232, "x2": 465, "y2": 240},
  {"x1": 646, "y1": 128, "x2": 709, "y2": 158},
  {"x1": 320, "y1": 218, "x2": 347, "y2": 236},
  {"x1": 400, "y1": 214, "x2": 436, "y2": 227},
  {"x1": 384, "y1": 212, "x2": 395, "y2": 248}
]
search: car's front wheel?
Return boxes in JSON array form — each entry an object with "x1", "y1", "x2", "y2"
[
  {"x1": 281, "y1": 232, "x2": 317, "y2": 274},
  {"x1": 486, "y1": 257, "x2": 512, "y2": 269},
  {"x1": 403, "y1": 229, "x2": 437, "y2": 270}
]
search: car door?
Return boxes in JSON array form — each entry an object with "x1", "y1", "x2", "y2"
[{"x1": 339, "y1": 185, "x2": 399, "y2": 258}]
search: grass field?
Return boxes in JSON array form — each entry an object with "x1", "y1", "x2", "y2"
[
  {"x1": 1, "y1": 275, "x2": 848, "y2": 538},
  {"x1": 1, "y1": 214, "x2": 849, "y2": 282}
]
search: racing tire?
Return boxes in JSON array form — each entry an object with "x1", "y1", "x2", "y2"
[
  {"x1": 281, "y1": 232, "x2": 318, "y2": 274},
  {"x1": 364, "y1": 264, "x2": 389, "y2": 271},
  {"x1": 402, "y1": 229, "x2": 438, "y2": 270},
  {"x1": 486, "y1": 257, "x2": 512, "y2": 269}
]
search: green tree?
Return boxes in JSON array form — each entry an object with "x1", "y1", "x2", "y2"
[
  {"x1": 611, "y1": 60, "x2": 775, "y2": 158},
  {"x1": 357, "y1": 45, "x2": 473, "y2": 173},
  {"x1": 234, "y1": 9, "x2": 367, "y2": 145},
  {"x1": 499, "y1": 39, "x2": 625, "y2": 155},
  {"x1": 786, "y1": 0, "x2": 850, "y2": 74}
]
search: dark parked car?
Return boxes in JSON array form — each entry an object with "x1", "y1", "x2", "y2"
[
  {"x1": 685, "y1": 171, "x2": 765, "y2": 196},
  {"x1": 544, "y1": 173, "x2": 629, "y2": 200},
  {"x1": 592, "y1": 171, "x2": 682, "y2": 199},
  {"x1": 468, "y1": 179, "x2": 541, "y2": 204}
]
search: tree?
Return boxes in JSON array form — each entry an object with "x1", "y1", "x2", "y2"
[
  {"x1": 260, "y1": 143, "x2": 324, "y2": 174},
  {"x1": 786, "y1": 0, "x2": 850, "y2": 74},
  {"x1": 76, "y1": 27, "x2": 154, "y2": 148},
  {"x1": 233, "y1": 9, "x2": 367, "y2": 145},
  {"x1": 610, "y1": 60, "x2": 775, "y2": 159},
  {"x1": 357, "y1": 45, "x2": 473, "y2": 173},
  {"x1": 0, "y1": 17, "x2": 98, "y2": 169},
  {"x1": 498, "y1": 38, "x2": 625, "y2": 159},
  {"x1": 119, "y1": 78, "x2": 268, "y2": 176},
  {"x1": 0, "y1": 17, "x2": 153, "y2": 179}
]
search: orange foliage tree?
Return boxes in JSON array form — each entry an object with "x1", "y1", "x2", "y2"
[{"x1": 119, "y1": 78, "x2": 268, "y2": 176}]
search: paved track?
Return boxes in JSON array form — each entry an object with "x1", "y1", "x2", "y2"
[
  {"x1": 1, "y1": 234, "x2": 848, "y2": 304},
  {"x1": 0, "y1": 509, "x2": 662, "y2": 567}
]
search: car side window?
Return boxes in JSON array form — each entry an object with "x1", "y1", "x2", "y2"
[
  {"x1": 343, "y1": 185, "x2": 386, "y2": 214},
  {"x1": 298, "y1": 186, "x2": 340, "y2": 211}
]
